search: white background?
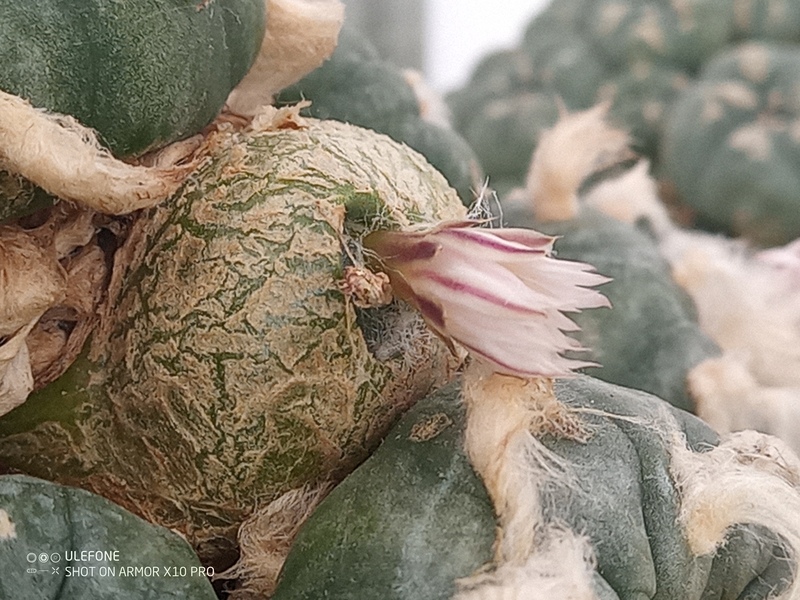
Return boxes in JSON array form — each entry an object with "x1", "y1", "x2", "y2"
[{"x1": 424, "y1": 1, "x2": 549, "y2": 93}]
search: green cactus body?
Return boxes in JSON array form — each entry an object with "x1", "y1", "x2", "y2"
[
  {"x1": 661, "y1": 42, "x2": 800, "y2": 245},
  {"x1": 0, "y1": 119, "x2": 464, "y2": 562}
]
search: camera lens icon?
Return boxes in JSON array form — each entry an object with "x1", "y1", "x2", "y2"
[
  {"x1": 50, "y1": 553, "x2": 61, "y2": 563},
  {"x1": 38, "y1": 553, "x2": 49, "y2": 563}
]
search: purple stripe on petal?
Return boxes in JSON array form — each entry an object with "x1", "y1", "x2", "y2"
[
  {"x1": 365, "y1": 220, "x2": 610, "y2": 379},
  {"x1": 415, "y1": 295, "x2": 446, "y2": 329},
  {"x1": 395, "y1": 239, "x2": 439, "y2": 262},
  {"x1": 439, "y1": 227, "x2": 548, "y2": 255},
  {"x1": 418, "y1": 270, "x2": 547, "y2": 316},
  {"x1": 364, "y1": 231, "x2": 439, "y2": 262}
]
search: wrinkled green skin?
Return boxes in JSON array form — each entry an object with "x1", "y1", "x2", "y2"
[
  {"x1": 273, "y1": 377, "x2": 792, "y2": 600},
  {"x1": 448, "y1": 0, "x2": 800, "y2": 188},
  {"x1": 275, "y1": 26, "x2": 483, "y2": 207},
  {"x1": 0, "y1": 475, "x2": 216, "y2": 600},
  {"x1": 0, "y1": 120, "x2": 462, "y2": 567},
  {"x1": 661, "y1": 42, "x2": 800, "y2": 247},
  {"x1": 0, "y1": 0, "x2": 265, "y2": 156},
  {"x1": 504, "y1": 206, "x2": 719, "y2": 413}
]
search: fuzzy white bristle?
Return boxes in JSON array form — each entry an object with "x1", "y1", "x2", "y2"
[
  {"x1": 524, "y1": 103, "x2": 633, "y2": 222},
  {"x1": 689, "y1": 356, "x2": 800, "y2": 457},
  {"x1": 226, "y1": 0, "x2": 344, "y2": 116},
  {"x1": 218, "y1": 483, "x2": 332, "y2": 599},
  {"x1": 583, "y1": 158, "x2": 673, "y2": 237},
  {"x1": 454, "y1": 527, "x2": 599, "y2": 600},
  {"x1": 671, "y1": 429, "x2": 800, "y2": 600}
]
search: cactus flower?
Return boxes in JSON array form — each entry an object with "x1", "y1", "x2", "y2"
[{"x1": 363, "y1": 221, "x2": 610, "y2": 378}]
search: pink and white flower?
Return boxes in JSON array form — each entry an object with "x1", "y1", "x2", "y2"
[{"x1": 363, "y1": 221, "x2": 611, "y2": 378}]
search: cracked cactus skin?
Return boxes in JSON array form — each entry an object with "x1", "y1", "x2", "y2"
[{"x1": 0, "y1": 119, "x2": 465, "y2": 563}]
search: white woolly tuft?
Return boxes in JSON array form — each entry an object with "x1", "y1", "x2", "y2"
[
  {"x1": 462, "y1": 363, "x2": 583, "y2": 565},
  {"x1": 454, "y1": 528, "x2": 599, "y2": 600},
  {"x1": 666, "y1": 230, "x2": 800, "y2": 390},
  {"x1": 226, "y1": 0, "x2": 345, "y2": 116},
  {"x1": 218, "y1": 483, "x2": 332, "y2": 599},
  {"x1": 524, "y1": 103, "x2": 633, "y2": 222},
  {"x1": 371, "y1": 306, "x2": 455, "y2": 369},
  {"x1": 756, "y1": 238, "x2": 800, "y2": 291},
  {"x1": 671, "y1": 430, "x2": 800, "y2": 599},
  {"x1": 0, "y1": 90, "x2": 195, "y2": 214},
  {"x1": 575, "y1": 142, "x2": 800, "y2": 453},
  {"x1": 688, "y1": 356, "x2": 800, "y2": 457},
  {"x1": 583, "y1": 159, "x2": 673, "y2": 237},
  {"x1": 402, "y1": 69, "x2": 453, "y2": 128}
]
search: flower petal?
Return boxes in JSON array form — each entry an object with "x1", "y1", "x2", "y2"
[
  {"x1": 509, "y1": 257, "x2": 612, "y2": 311},
  {"x1": 482, "y1": 227, "x2": 557, "y2": 252},
  {"x1": 445, "y1": 309, "x2": 595, "y2": 377},
  {"x1": 409, "y1": 268, "x2": 547, "y2": 317},
  {"x1": 362, "y1": 221, "x2": 611, "y2": 379},
  {"x1": 410, "y1": 275, "x2": 594, "y2": 377},
  {"x1": 436, "y1": 226, "x2": 554, "y2": 259},
  {"x1": 364, "y1": 230, "x2": 439, "y2": 264}
]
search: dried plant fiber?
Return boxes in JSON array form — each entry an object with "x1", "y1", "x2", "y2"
[
  {"x1": 454, "y1": 528, "x2": 599, "y2": 600},
  {"x1": 226, "y1": 0, "x2": 345, "y2": 116},
  {"x1": 672, "y1": 429, "x2": 800, "y2": 599},
  {"x1": 0, "y1": 91, "x2": 192, "y2": 214},
  {"x1": 0, "y1": 227, "x2": 66, "y2": 415},
  {"x1": 220, "y1": 483, "x2": 332, "y2": 599}
]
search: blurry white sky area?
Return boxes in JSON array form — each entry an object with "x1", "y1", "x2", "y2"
[{"x1": 424, "y1": 0, "x2": 550, "y2": 93}]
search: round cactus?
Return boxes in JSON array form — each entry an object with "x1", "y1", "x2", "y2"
[
  {"x1": 0, "y1": 0, "x2": 266, "y2": 157},
  {"x1": 661, "y1": 42, "x2": 800, "y2": 246},
  {"x1": 274, "y1": 25, "x2": 483, "y2": 206},
  {"x1": 449, "y1": 0, "x2": 800, "y2": 188},
  {"x1": 270, "y1": 377, "x2": 797, "y2": 600},
  {"x1": 0, "y1": 117, "x2": 464, "y2": 564}
]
